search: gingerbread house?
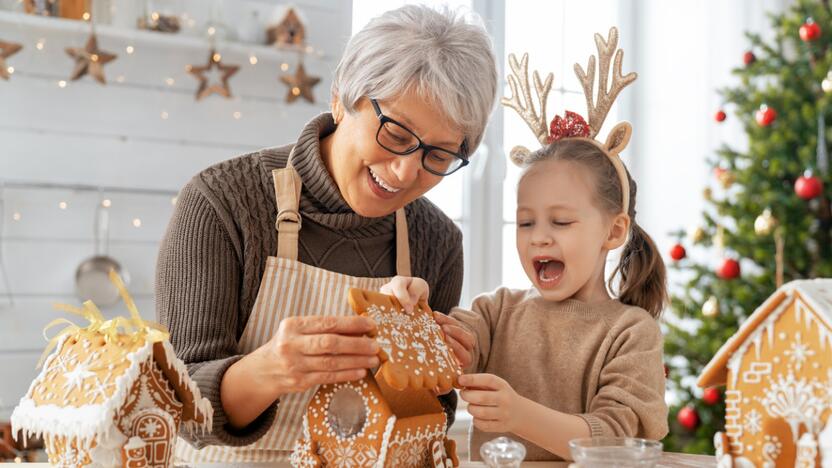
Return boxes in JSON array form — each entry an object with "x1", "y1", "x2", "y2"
[
  {"x1": 10, "y1": 272, "x2": 212, "y2": 467},
  {"x1": 698, "y1": 279, "x2": 832, "y2": 467},
  {"x1": 267, "y1": 7, "x2": 305, "y2": 47},
  {"x1": 292, "y1": 288, "x2": 462, "y2": 467}
]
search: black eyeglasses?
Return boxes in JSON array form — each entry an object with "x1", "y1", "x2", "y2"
[{"x1": 370, "y1": 98, "x2": 469, "y2": 176}]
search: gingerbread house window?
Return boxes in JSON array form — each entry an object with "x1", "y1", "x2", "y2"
[{"x1": 327, "y1": 387, "x2": 368, "y2": 438}]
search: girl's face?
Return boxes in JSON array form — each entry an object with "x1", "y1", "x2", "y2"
[
  {"x1": 324, "y1": 91, "x2": 464, "y2": 218},
  {"x1": 516, "y1": 159, "x2": 628, "y2": 303}
]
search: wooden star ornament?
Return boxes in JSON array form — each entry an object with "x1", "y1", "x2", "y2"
[
  {"x1": 187, "y1": 50, "x2": 240, "y2": 100},
  {"x1": 0, "y1": 40, "x2": 22, "y2": 80},
  {"x1": 65, "y1": 33, "x2": 117, "y2": 84},
  {"x1": 280, "y1": 63, "x2": 320, "y2": 103}
]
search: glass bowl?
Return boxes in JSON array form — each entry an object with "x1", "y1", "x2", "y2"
[{"x1": 568, "y1": 437, "x2": 663, "y2": 468}]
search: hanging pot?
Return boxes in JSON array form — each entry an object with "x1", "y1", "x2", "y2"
[{"x1": 75, "y1": 202, "x2": 125, "y2": 307}]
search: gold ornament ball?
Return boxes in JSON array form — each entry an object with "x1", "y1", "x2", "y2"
[
  {"x1": 824, "y1": 71, "x2": 832, "y2": 93},
  {"x1": 754, "y1": 208, "x2": 777, "y2": 236},
  {"x1": 702, "y1": 296, "x2": 720, "y2": 317},
  {"x1": 689, "y1": 227, "x2": 706, "y2": 244},
  {"x1": 703, "y1": 187, "x2": 713, "y2": 201},
  {"x1": 717, "y1": 170, "x2": 736, "y2": 189}
]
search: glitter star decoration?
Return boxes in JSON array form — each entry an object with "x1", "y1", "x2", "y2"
[
  {"x1": 65, "y1": 33, "x2": 117, "y2": 84},
  {"x1": 0, "y1": 40, "x2": 22, "y2": 80},
  {"x1": 62, "y1": 355, "x2": 97, "y2": 398},
  {"x1": 187, "y1": 49, "x2": 240, "y2": 100},
  {"x1": 280, "y1": 63, "x2": 320, "y2": 104}
]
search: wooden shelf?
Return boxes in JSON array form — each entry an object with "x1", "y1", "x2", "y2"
[{"x1": 0, "y1": 10, "x2": 329, "y2": 61}]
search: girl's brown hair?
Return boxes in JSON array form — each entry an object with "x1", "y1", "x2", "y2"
[{"x1": 518, "y1": 139, "x2": 667, "y2": 318}]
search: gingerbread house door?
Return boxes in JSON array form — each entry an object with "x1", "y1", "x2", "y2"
[{"x1": 130, "y1": 408, "x2": 175, "y2": 468}]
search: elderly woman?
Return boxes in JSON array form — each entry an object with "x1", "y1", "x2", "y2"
[{"x1": 156, "y1": 4, "x2": 497, "y2": 462}]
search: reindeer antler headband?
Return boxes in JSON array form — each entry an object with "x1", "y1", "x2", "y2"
[{"x1": 502, "y1": 27, "x2": 637, "y2": 215}]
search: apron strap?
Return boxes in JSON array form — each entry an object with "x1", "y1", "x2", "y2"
[
  {"x1": 272, "y1": 148, "x2": 412, "y2": 274},
  {"x1": 395, "y1": 208, "x2": 411, "y2": 277},
  {"x1": 273, "y1": 166, "x2": 302, "y2": 261}
]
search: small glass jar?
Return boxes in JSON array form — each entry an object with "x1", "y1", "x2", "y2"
[{"x1": 480, "y1": 437, "x2": 526, "y2": 468}]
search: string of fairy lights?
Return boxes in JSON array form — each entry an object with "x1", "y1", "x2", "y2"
[{"x1": 1, "y1": 181, "x2": 179, "y2": 234}]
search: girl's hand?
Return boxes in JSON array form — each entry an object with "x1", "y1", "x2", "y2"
[
  {"x1": 433, "y1": 312, "x2": 475, "y2": 370},
  {"x1": 380, "y1": 275, "x2": 429, "y2": 313},
  {"x1": 458, "y1": 373, "x2": 524, "y2": 434}
]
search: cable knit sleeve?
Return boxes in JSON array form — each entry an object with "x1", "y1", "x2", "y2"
[
  {"x1": 156, "y1": 181, "x2": 277, "y2": 448},
  {"x1": 576, "y1": 309, "x2": 668, "y2": 440}
]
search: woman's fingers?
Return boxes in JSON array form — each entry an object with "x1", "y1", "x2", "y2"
[
  {"x1": 299, "y1": 334, "x2": 379, "y2": 356},
  {"x1": 301, "y1": 354, "x2": 380, "y2": 372},
  {"x1": 304, "y1": 368, "x2": 368, "y2": 387},
  {"x1": 286, "y1": 315, "x2": 377, "y2": 336}
]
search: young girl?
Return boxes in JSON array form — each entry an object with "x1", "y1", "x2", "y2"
[{"x1": 382, "y1": 28, "x2": 669, "y2": 461}]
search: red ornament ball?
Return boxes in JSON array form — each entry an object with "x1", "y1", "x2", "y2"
[
  {"x1": 715, "y1": 110, "x2": 727, "y2": 122},
  {"x1": 677, "y1": 406, "x2": 700, "y2": 431},
  {"x1": 717, "y1": 258, "x2": 741, "y2": 280},
  {"x1": 800, "y1": 19, "x2": 822, "y2": 42},
  {"x1": 703, "y1": 387, "x2": 721, "y2": 405},
  {"x1": 795, "y1": 173, "x2": 823, "y2": 200},
  {"x1": 743, "y1": 51, "x2": 756, "y2": 65},
  {"x1": 669, "y1": 244, "x2": 686, "y2": 261},
  {"x1": 663, "y1": 364, "x2": 669, "y2": 378},
  {"x1": 756, "y1": 106, "x2": 777, "y2": 127}
]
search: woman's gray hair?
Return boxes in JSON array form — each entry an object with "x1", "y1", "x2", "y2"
[{"x1": 333, "y1": 4, "x2": 498, "y2": 154}]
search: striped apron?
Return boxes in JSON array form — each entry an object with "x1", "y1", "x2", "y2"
[{"x1": 175, "y1": 157, "x2": 412, "y2": 462}]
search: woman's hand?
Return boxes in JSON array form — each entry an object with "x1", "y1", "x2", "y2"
[
  {"x1": 434, "y1": 312, "x2": 475, "y2": 370},
  {"x1": 458, "y1": 373, "x2": 524, "y2": 434},
  {"x1": 380, "y1": 275, "x2": 429, "y2": 313},
  {"x1": 254, "y1": 315, "x2": 381, "y2": 395}
]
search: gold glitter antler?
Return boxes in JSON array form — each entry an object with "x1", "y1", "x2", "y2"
[
  {"x1": 501, "y1": 53, "x2": 553, "y2": 146},
  {"x1": 574, "y1": 27, "x2": 637, "y2": 139}
]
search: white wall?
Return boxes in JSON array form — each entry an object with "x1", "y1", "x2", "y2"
[
  {"x1": 628, "y1": 0, "x2": 790, "y2": 282},
  {"x1": 0, "y1": 0, "x2": 352, "y2": 418}
]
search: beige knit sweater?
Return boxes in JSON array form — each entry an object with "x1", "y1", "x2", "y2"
[{"x1": 450, "y1": 287, "x2": 668, "y2": 461}]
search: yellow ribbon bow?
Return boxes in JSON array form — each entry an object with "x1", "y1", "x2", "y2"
[{"x1": 37, "y1": 270, "x2": 169, "y2": 368}]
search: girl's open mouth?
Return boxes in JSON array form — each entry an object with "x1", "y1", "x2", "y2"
[{"x1": 533, "y1": 257, "x2": 564, "y2": 288}]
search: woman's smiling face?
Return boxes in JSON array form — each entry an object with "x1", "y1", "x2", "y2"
[{"x1": 325, "y1": 90, "x2": 465, "y2": 218}]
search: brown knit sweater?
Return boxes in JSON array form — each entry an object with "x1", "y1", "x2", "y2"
[
  {"x1": 156, "y1": 113, "x2": 463, "y2": 448},
  {"x1": 450, "y1": 288, "x2": 668, "y2": 461}
]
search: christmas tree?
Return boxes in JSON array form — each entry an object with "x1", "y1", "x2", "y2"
[{"x1": 662, "y1": 0, "x2": 832, "y2": 454}]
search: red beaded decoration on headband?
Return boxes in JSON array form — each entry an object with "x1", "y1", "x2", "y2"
[{"x1": 547, "y1": 111, "x2": 590, "y2": 143}]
